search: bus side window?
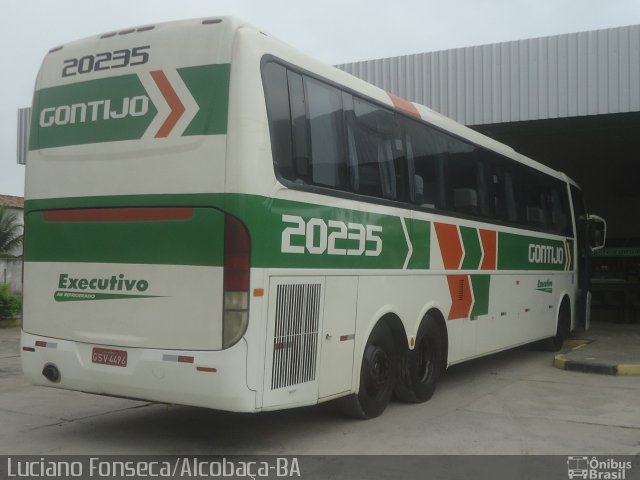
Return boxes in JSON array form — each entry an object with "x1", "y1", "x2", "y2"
[
  {"x1": 504, "y1": 170, "x2": 518, "y2": 222},
  {"x1": 546, "y1": 181, "x2": 571, "y2": 235},
  {"x1": 346, "y1": 96, "x2": 399, "y2": 200},
  {"x1": 488, "y1": 159, "x2": 518, "y2": 223},
  {"x1": 262, "y1": 62, "x2": 294, "y2": 181},
  {"x1": 303, "y1": 77, "x2": 347, "y2": 190},
  {"x1": 287, "y1": 71, "x2": 311, "y2": 184},
  {"x1": 476, "y1": 156, "x2": 491, "y2": 217},
  {"x1": 445, "y1": 146, "x2": 481, "y2": 215},
  {"x1": 520, "y1": 172, "x2": 572, "y2": 234},
  {"x1": 404, "y1": 119, "x2": 446, "y2": 209},
  {"x1": 521, "y1": 168, "x2": 550, "y2": 229},
  {"x1": 548, "y1": 188, "x2": 564, "y2": 234}
]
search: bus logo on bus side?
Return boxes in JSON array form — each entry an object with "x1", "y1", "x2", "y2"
[
  {"x1": 54, "y1": 273, "x2": 162, "y2": 302},
  {"x1": 528, "y1": 243, "x2": 564, "y2": 265},
  {"x1": 536, "y1": 279, "x2": 553, "y2": 293}
]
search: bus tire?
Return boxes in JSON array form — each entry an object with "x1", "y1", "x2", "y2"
[
  {"x1": 538, "y1": 298, "x2": 571, "y2": 352},
  {"x1": 395, "y1": 315, "x2": 443, "y2": 403},
  {"x1": 339, "y1": 322, "x2": 397, "y2": 419}
]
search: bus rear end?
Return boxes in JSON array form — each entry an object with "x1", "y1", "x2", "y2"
[{"x1": 21, "y1": 17, "x2": 256, "y2": 411}]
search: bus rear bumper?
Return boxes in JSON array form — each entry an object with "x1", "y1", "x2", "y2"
[{"x1": 21, "y1": 331, "x2": 257, "y2": 413}]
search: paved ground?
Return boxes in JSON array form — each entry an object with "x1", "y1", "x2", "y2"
[
  {"x1": 555, "y1": 320, "x2": 640, "y2": 375},
  {"x1": 1, "y1": 321, "x2": 639, "y2": 455}
]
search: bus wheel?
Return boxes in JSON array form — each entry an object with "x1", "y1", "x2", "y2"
[
  {"x1": 538, "y1": 298, "x2": 571, "y2": 352},
  {"x1": 395, "y1": 315, "x2": 443, "y2": 403},
  {"x1": 339, "y1": 322, "x2": 397, "y2": 419}
]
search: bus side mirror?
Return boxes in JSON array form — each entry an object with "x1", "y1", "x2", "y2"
[{"x1": 587, "y1": 214, "x2": 606, "y2": 251}]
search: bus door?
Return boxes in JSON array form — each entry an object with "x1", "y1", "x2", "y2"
[{"x1": 570, "y1": 185, "x2": 591, "y2": 330}]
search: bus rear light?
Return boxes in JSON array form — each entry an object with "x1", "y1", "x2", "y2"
[
  {"x1": 224, "y1": 292, "x2": 248, "y2": 310},
  {"x1": 22, "y1": 347, "x2": 35, "y2": 353},
  {"x1": 223, "y1": 310, "x2": 249, "y2": 349},
  {"x1": 224, "y1": 215, "x2": 250, "y2": 292},
  {"x1": 223, "y1": 214, "x2": 251, "y2": 349}
]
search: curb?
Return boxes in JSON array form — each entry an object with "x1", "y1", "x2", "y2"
[
  {"x1": 553, "y1": 339, "x2": 640, "y2": 376},
  {"x1": 0, "y1": 319, "x2": 22, "y2": 329}
]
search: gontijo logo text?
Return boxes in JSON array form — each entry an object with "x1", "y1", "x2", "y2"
[
  {"x1": 528, "y1": 243, "x2": 564, "y2": 265},
  {"x1": 39, "y1": 96, "x2": 149, "y2": 127},
  {"x1": 55, "y1": 273, "x2": 161, "y2": 302}
]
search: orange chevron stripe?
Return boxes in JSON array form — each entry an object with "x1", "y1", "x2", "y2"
[
  {"x1": 447, "y1": 275, "x2": 473, "y2": 320},
  {"x1": 434, "y1": 222, "x2": 463, "y2": 270},
  {"x1": 479, "y1": 229, "x2": 497, "y2": 270},
  {"x1": 388, "y1": 92, "x2": 420, "y2": 118},
  {"x1": 150, "y1": 70, "x2": 186, "y2": 138}
]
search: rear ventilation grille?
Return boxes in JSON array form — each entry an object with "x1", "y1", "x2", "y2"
[{"x1": 271, "y1": 283, "x2": 321, "y2": 390}]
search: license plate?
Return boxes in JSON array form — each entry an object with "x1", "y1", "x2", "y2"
[{"x1": 92, "y1": 347, "x2": 128, "y2": 367}]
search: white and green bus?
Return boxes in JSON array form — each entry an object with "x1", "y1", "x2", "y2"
[{"x1": 22, "y1": 17, "x2": 606, "y2": 418}]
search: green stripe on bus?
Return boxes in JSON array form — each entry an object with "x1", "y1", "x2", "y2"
[
  {"x1": 179, "y1": 64, "x2": 230, "y2": 136},
  {"x1": 470, "y1": 274, "x2": 490, "y2": 317},
  {"x1": 25, "y1": 193, "x2": 573, "y2": 271},
  {"x1": 460, "y1": 226, "x2": 482, "y2": 270},
  {"x1": 242, "y1": 198, "x2": 411, "y2": 269},
  {"x1": 25, "y1": 206, "x2": 224, "y2": 266},
  {"x1": 407, "y1": 219, "x2": 430, "y2": 269},
  {"x1": 497, "y1": 232, "x2": 571, "y2": 271}
]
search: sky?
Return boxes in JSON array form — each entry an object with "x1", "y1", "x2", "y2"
[{"x1": 2, "y1": 0, "x2": 640, "y2": 197}]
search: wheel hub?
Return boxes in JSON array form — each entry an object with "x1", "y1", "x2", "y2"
[{"x1": 364, "y1": 345, "x2": 390, "y2": 395}]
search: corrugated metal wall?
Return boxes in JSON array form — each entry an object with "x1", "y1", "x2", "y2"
[{"x1": 337, "y1": 25, "x2": 640, "y2": 126}]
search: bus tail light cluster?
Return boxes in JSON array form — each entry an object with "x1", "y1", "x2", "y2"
[{"x1": 222, "y1": 214, "x2": 251, "y2": 349}]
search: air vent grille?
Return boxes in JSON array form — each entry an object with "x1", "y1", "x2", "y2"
[{"x1": 271, "y1": 283, "x2": 321, "y2": 390}]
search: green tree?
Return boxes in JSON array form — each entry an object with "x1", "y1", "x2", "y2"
[
  {"x1": 0, "y1": 206, "x2": 23, "y2": 258},
  {"x1": 0, "y1": 284, "x2": 21, "y2": 320}
]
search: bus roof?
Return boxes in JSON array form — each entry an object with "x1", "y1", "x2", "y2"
[{"x1": 38, "y1": 15, "x2": 566, "y2": 184}]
